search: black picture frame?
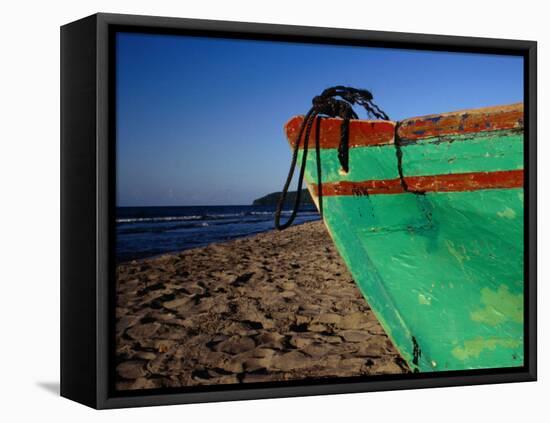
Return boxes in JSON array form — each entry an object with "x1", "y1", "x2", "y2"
[{"x1": 60, "y1": 12, "x2": 537, "y2": 409}]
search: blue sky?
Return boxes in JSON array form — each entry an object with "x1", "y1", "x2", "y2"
[{"x1": 116, "y1": 32, "x2": 523, "y2": 207}]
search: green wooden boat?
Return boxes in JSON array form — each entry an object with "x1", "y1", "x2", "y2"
[{"x1": 284, "y1": 103, "x2": 524, "y2": 372}]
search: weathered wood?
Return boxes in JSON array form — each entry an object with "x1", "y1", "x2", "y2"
[
  {"x1": 285, "y1": 103, "x2": 524, "y2": 149},
  {"x1": 397, "y1": 103, "x2": 523, "y2": 141}
]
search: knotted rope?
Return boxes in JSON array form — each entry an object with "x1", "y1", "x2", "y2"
[{"x1": 275, "y1": 86, "x2": 389, "y2": 230}]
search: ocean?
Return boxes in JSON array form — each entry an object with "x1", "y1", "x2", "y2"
[{"x1": 116, "y1": 205, "x2": 320, "y2": 262}]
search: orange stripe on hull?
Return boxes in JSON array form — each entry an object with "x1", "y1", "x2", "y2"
[{"x1": 311, "y1": 170, "x2": 524, "y2": 196}]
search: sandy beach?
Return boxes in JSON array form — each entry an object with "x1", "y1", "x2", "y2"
[{"x1": 115, "y1": 221, "x2": 408, "y2": 390}]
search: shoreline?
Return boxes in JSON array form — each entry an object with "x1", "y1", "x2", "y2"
[
  {"x1": 116, "y1": 220, "x2": 408, "y2": 390},
  {"x1": 116, "y1": 217, "x2": 321, "y2": 265}
]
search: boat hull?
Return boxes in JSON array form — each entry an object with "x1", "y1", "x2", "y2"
[{"x1": 284, "y1": 104, "x2": 524, "y2": 372}]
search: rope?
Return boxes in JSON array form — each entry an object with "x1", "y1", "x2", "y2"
[
  {"x1": 394, "y1": 121, "x2": 426, "y2": 195},
  {"x1": 275, "y1": 86, "x2": 389, "y2": 230}
]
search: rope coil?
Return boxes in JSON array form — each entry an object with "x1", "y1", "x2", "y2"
[{"x1": 275, "y1": 86, "x2": 389, "y2": 230}]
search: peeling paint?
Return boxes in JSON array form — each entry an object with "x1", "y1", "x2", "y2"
[
  {"x1": 418, "y1": 293, "x2": 432, "y2": 305},
  {"x1": 471, "y1": 285, "x2": 523, "y2": 326},
  {"x1": 452, "y1": 337, "x2": 522, "y2": 361},
  {"x1": 497, "y1": 207, "x2": 516, "y2": 219},
  {"x1": 445, "y1": 240, "x2": 470, "y2": 267}
]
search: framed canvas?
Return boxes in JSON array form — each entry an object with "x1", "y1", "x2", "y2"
[{"x1": 60, "y1": 12, "x2": 537, "y2": 409}]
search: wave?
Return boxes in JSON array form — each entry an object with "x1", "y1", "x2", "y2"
[
  {"x1": 117, "y1": 215, "x2": 320, "y2": 235},
  {"x1": 116, "y1": 209, "x2": 318, "y2": 224},
  {"x1": 117, "y1": 221, "x2": 211, "y2": 234},
  {"x1": 117, "y1": 215, "x2": 203, "y2": 223},
  {"x1": 248, "y1": 210, "x2": 318, "y2": 216},
  {"x1": 116, "y1": 213, "x2": 243, "y2": 224}
]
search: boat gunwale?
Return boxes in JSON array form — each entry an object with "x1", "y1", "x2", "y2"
[{"x1": 285, "y1": 102, "x2": 524, "y2": 149}]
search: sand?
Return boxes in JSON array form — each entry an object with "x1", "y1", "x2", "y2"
[{"x1": 115, "y1": 221, "x2": 408, "y2": 390}]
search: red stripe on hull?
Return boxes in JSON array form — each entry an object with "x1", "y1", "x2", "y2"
[
  {"x1": 285, "y1": 116, "x2": 395, "y2": 149},
  {"x1": 311, "y1": 170, "x2": 524, "y2": 197}
]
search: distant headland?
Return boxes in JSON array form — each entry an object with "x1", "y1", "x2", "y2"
[{"x1": 252, "y1": 189, "x2": 314, "y2": 206}]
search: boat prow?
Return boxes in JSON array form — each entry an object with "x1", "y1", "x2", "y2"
[{"x1": 284, "y1": 103, "x2": 524, "y2": 372}]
